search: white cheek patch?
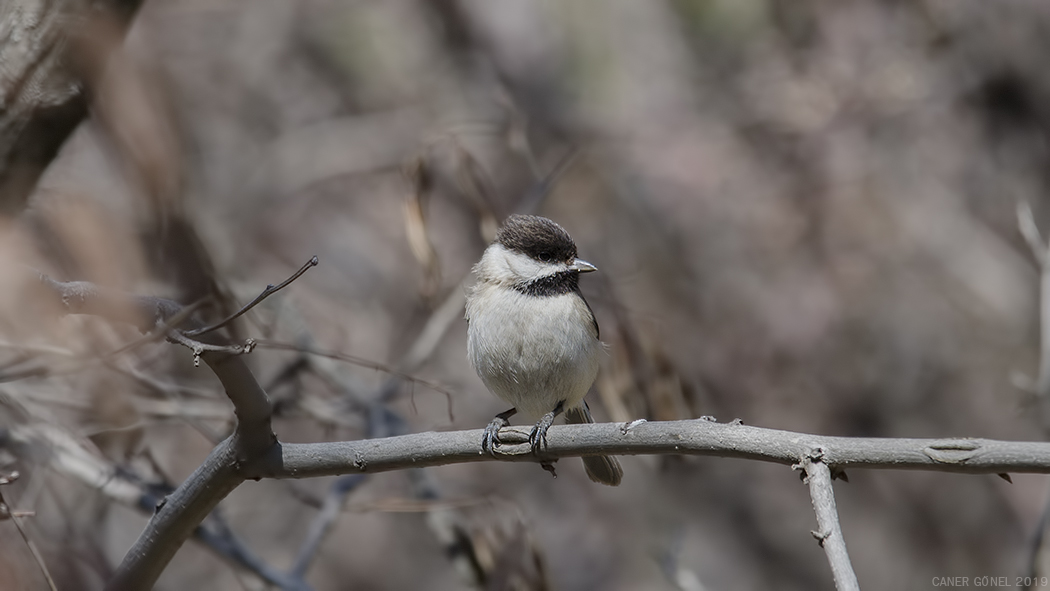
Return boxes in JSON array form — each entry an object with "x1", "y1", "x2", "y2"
[
  {"x1": 480, "y1": 244, "x2": 566, "y2": 285},
  {"x1": 506, "y1": 252, "x2": 548, "y2": 281}
]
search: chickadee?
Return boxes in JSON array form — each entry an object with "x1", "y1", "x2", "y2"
[{"x1": 466, "y1": 214, "x2": 623, "y2": 486}]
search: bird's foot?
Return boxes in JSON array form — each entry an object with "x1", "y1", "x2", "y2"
[
  {"x1": 482, "y1": 417, "x2": 508, "y2": 456},
  {"x1": 482, "y1": 408, "x2": 517, "y2": 457},
  {"x1": 528, "y1": 400, "x2": 565, "y2": 455},
  {"x1": 529, "y1": 411, "x2": 557, "y2": 455}
]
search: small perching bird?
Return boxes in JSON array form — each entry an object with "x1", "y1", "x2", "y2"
[{"x1": 466, "y1": 214, "x2": 623, "y2": 486}]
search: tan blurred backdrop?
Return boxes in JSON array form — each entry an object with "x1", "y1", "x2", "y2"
[{"x1": 2, "y1": 1, "x2": 1050, "y2": 590}]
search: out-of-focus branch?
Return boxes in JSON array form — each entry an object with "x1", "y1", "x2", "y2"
[
  {"x1": 201, "y1": 511, "x2": 313, "y2": 591},
  {"x1": 3, "y1": 423, "x2": 248, "y2": 591},
  {"x1": 38, "y1": 275, "x2": 181, "y2": 334},
  {"x1": 276, "y1": 278, "x2": 467, "y2": 579},
  {"x1": 34, "y1": 273, "x2": 278, "y2": 591},
  {"x1": 255, "y1": 340, "x2": 456, "y2": 404},
  {"x1": 40, "y1": 273, "x2": 274, "y2": 446},
  {"x1": 250, "y1": 419, "x2": 1050, "y2": 479},
  {"x1": 798, "y1": 450, "x2": 859, "y2": 591},
  {"x1": 1, "y1": 424, "x2": 312, "y2": 591},
  {"x1": 0, "y1": 0, "x2": 146, "y2": 215},
  {"x1": 0, "y1": 0, "x2": 87, "y2": 216},
  {"x1": 513, "y1": 147, "x2": 580, "y2": 217},
  {"x1": 1015, "y1": 202, "x2": 1050, "y2": 586},
  {"x1": 1017, "y1": 202, "x2": 1050, "y2": 396},
  {"x1": 289, "y1": 474, "x2": 366, "y2": 577}
]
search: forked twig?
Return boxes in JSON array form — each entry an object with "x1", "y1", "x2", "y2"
[
  {"x1": 254, "y1": 339, "x2": 454, "y2": 418},
  {"x1": 184, "y1": 256, "x2": 318, "y2": 337},
  {"x1": 107, "y1": 299, "x2": 208, "y2": 358}
]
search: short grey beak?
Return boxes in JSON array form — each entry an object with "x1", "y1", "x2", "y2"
[{"x1": 571, "y1": 258, "x2": 598, "y2": 273}]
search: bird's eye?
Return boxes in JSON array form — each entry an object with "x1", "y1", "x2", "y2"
[{"x1": 537, "y1": 252, "x2": 553, "y2": 262}]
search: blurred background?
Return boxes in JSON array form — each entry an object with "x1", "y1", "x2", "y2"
[{"x1": 2, "y1": 0, "x2": 1050, "y2": 589}]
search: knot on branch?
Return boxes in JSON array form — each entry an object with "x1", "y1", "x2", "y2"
[
  {"x1": 810, "y1": 528, "x2": 831, "y2": 548},
  {"x1": 807, "y1": 447, "x2": 827, "y2": 463},
  {"x1": 621, "y1": 419, "x2": 647, "y2": 434},
  {"x1": 793, "y1": 447, "x2": 847, "y2": 482},
  {"x1": 793, "y1": 446, "x2": 828, "y2": 482},
  {"x1": 922, "y1": 440, "x2": 981, "y2": 464}
]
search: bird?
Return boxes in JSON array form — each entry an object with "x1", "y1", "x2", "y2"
[{"x1": 465, "y1": 214, "x2": 623, "y2": 486}]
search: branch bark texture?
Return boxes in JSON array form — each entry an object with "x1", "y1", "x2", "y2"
[
  {"x1": 249, "y1": 420, "x2": 1050, "y2": 480},
  {"x1": 106, "y1": 438, "x2": 243, "y2": 591},
  {"x1": 802, "y1": 451, "x2": 860, "y2": 591}
]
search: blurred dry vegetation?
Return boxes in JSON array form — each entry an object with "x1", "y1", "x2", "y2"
[{"x1": 2, "y1": 0, "x2": 1050, "y2": 589}]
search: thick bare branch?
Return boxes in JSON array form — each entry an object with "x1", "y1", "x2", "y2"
[
  {"x1": 105, "y1": 351, "x2": 273, "y2": 591},
  {"x1": 105, "y1": 437, "x2": 244, "y2": 591},
  {"x1": 248, "y1": 419, "x2": 1050, "y2": 480}
]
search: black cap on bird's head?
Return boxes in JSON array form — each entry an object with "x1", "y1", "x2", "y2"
[{"x1": 495, "y1": 215, "x2": 578, "y2": 265}]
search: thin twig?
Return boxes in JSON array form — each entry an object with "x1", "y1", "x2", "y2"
[
  {"x1": 0, "y1": 473, "x2": 58, "y2": 591},
  {"x1": 104, "y1": 360, "x2": 224, "y2": 443},
  {"x1": 798, "y1": 450, "x2": 860, "y2": 591},
  {"x1": 254, "y1": 339, "x2": 454, "y2": 415},
  {"x1": 165, "y1": 330, "x2": 255, "y2": 366},
  {"x1": 514, "y1": 147, "x2": 580, "y2": 216},
  {"x1": 0, "y1": 291, "x2": 206, "y2": 383},
  {"x1": 184, "y1": 256, "x2": 318, "y2": 337},
  {"x1": 0, "y1": 341, "x2": 77, "y2": 357},
  {"x1": 106, "y1": 299, "x2": 208, "y2": 358}
]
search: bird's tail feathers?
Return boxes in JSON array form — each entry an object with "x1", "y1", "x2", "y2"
[{"x1": 565, "y1": 403, "x2": 623, "y2": 486}]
